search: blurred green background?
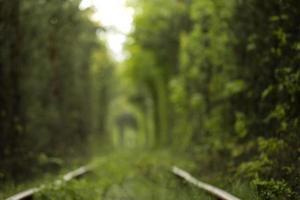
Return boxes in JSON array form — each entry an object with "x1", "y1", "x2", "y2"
[{"x1": 1, "y1": 0, "x2": 300, "y2": 199}]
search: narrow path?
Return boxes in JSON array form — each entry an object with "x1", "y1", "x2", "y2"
[{"x1": 33, "y1": 150, "x2": 212, "y2": 200}]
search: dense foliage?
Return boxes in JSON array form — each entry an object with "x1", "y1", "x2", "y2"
[
  {"x1": 124, "y1": 0, "x2": 300, "y2": 199},
  {"x1": 0, "y1": 0, "x2": 113, "y2": 182},
  {"x1": 1, "y1": 0, "x2": 299, "y2": 199},
  {"x1": 232, "y1": 1, "x2": 300, "y2": 198}
]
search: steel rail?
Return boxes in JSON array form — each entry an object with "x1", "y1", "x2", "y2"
[
  {"x1": 172, "y1": 166, "x2": 241, "y2": 200},
  {"x1": 6, "y1": 165, "x2": 92, "y2": 200}
]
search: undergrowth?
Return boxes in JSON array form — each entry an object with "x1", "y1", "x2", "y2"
[{"x1": 33, "y1": 149, "x2": 256, "y2": 200}]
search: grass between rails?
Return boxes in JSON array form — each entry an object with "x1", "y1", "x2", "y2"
[{"x1": 33, "y1": 149, "x2": 257, "y2": 200}]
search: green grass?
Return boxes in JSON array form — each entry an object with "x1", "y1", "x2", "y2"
[
  {"x1": 33, "y1": 149, "x2": 258, "y2": 200},
  {"x1": 3, "y1": 149, "x2": 258, "y2": 200},
  {"x1": 1, "y1": 156, "x2": 92, "y2": 199},
  {"x1": 33, "y1": 149, "x2": 212, "y2": 200}
]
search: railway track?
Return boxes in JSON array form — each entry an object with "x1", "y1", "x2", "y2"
[
  {"x1": 6, "y1": 165, "x2": 240, "y2": 200},
  {"x1": 6, "y1": 166, "x2": 92, "y2": 200},
  {"x1": 172, "y1": 166, "x2": 240, "y2": 200}
]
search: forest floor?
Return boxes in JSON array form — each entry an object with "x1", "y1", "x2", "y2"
[
  {"x1": 33, "y1": 149, "x2": 210, "y2": 200},
  {"x1": 33, "y1": 149, "x2": 257, "y2": 200}
]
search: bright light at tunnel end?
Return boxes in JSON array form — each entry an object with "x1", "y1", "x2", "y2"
[{"x1": 80, "y1": 0, "x2": 134, "y2": 61}]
